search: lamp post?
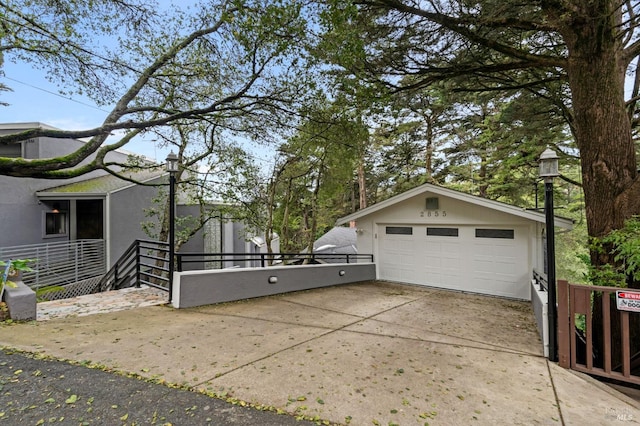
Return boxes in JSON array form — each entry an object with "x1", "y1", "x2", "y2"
[
  {"x1": 539, "y1": 147, "x2": 559, "y2": 362},
  {"x1": 165, "y1": 151, "x2": 179, "y2": 303}
]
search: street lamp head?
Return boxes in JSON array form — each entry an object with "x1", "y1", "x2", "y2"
[
  {"x1": 539, "y1": 148, "x2": 559, "y2": 178},
  {"x1": 165, "y1": 151, "x2": 179, "y2": 174}
]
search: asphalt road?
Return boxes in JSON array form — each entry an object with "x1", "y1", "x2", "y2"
[{"x1": 0, "y1": 349, "x2": 318, "y2": 425}]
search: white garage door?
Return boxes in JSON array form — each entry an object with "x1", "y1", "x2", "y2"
[{"x1": 378, "y1": 225, "x2": 529, "y2": 299}]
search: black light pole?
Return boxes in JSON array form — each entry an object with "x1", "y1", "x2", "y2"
[
  {"x1": 165, "y1": 151, "x2": 179, "y2": 304},
  {"x1": 539, "y1": 148, "x2": 559, "y2": 362}
]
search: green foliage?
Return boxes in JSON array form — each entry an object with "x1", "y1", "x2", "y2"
[
  {"x1": 0, "y1": 259, "x2": 36, "y2": 289},
  {"x1": 584, "y1": 216, "x2": 640, "y2": 287},
  {"x1": 35, "y1": 285, "x2": 65, "y2": 302},
  {"x1": 1, "y1": 0, "x2": 319, "y2": 178},
  {"x1": 270, "y1": 98, "x2": 365, "y2": 252},
  {"x1": 580, "y1": 254, "x2": 626, "y2": 288},
  {"x1": 556, "y1": 218, "x2": 589, "y2": 285}
]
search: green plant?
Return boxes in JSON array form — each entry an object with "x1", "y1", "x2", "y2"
[
  {"x1": 584, "y1": 216, "x2": 640, "y2": 287},
  {"x1": 579, "y1": 252, "x2": 626, "y2": 288},
  {"x1": 35, "y1": 285, "x2": 65, "y2": 302},
  {"x1": 1, "y1": 258, "x2": 36, "y2": 289}
]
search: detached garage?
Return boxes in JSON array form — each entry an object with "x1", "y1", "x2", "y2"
[{"x1": 336, "y1": 183, "x2": 572, "y2": 300}]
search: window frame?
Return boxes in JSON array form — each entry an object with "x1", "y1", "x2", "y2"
[
  {"x1": 475, "y1": 228, "x2": 515, "y2": 239},
  {"x1": 426, "y1": 227, "x2": 459, "y2": 237},
  {"x1": 43, "y1": 211, "x2": 68, "y2": 238},
  {"x1": 385, "y1": 226, "x2": 413, "y2": 235}
]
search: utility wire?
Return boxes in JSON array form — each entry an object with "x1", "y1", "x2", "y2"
[
  {"x1": 3, "y1": 75, "x2": 111, "y2": 113},
  {"x1": 4, "y1": 74, "x2": 277, "y2": 166}
]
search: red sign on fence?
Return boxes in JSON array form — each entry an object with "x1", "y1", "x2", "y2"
[{"x1": 616, "y1": 290, "x2": 640, "y2": 312}]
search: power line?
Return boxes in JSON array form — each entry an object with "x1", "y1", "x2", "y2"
[
  {"x1": 3, "y1": 75, "x2": 111, "y2": 113},
  {"x1": 4, "y1": 73, "x2": 278, "y2": 166}
]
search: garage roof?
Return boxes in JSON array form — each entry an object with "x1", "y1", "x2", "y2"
[{"x1": 336, "y1": 183, "x2": 573, "y2": 229}]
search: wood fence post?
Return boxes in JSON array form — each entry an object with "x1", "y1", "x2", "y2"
[{"x1": 557, "y1": 279, "x2": 570, "y2": 368}]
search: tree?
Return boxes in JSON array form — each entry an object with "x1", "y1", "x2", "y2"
[
  {"x1": 140, "y1": 121, "x2": 261, "y2": 254},
  {"x1": 0, "y1": 0, "x2": 313, "y2": 179},
  {"x1": 365, "y1": 87, "x2": 452, "y2": 199},
  {"x1": 321, "y1": 0, "x2": 640, "y2": 277},
  {"x1": 436, "y1": 89, "x2": 577, "y2": 205},
  {"x1": 271, "y1": 100, "x2": 362, "y2": 252},
  {"x1": 319, "y1": 0, "x2": 640, "y2": 367}
]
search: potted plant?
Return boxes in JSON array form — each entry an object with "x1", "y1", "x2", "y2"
[{"x1": 0, "y1": 259, "x2": 35, "y2": 299}]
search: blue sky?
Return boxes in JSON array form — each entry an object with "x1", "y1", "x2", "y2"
[
  {"x1": 1, "y1": 1, "x2": 317, "y2": 177},
  {"x1": 2, "y1": 61, "x2": 170, "y2": 162},
  {"x1": 0, "y1": 0, "x2": 276, "y2": 168},
  {"x1": 1, "y1": 60, "x2": 277, "y2": 169}
]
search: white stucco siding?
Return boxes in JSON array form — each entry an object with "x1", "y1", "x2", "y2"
[
  {"x1": 362, "y1": 192, "x2": 533, "y2": 226},
  {"x1": 355, "y1": 218, "x2": 375, "y2": 258},
  {"x1": 353, "y1": 192, "x2": 538, "y2": 300},
  {"x1": 339, "y1": 183, "x2": 572, "y2": 300}
]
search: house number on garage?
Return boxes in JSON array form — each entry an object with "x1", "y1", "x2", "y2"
[{"x1": 420, "y1": 210, "x2": 447, "y2": 217}]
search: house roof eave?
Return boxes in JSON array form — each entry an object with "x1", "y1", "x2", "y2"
[
  {"x1": 336, "y1": 183, "x2": 573, "y2": 229},
  {"x1": 37, "y1": 192, "x2": 107, "y2": 199}
]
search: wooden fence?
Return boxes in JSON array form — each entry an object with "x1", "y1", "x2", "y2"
[{"x1": 557, "y1": 280, "x2": 640, "y2": 385}]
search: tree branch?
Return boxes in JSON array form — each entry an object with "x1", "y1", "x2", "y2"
[{"x1": 365, "y1": 0, "x2": 566, "y2": 68}]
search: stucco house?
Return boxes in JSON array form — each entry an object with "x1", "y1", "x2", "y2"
[
  {"x1": 0, "y1": 122, "x2": 268, "y2": 277},
  {"x1": 337, "y1": 183, "x2": 573, "y2": 300},
  {"x1": 0, "y1": 122, "x2": 167, "y2": 265}
]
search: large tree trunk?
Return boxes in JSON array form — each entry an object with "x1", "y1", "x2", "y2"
[
  {"x1": 358, "y1": 158, "x2": 367, "y2": 209},
  {"x1": 563, "y1": 7, "x2": 640, "y2": 272},
  {"x1": 565, "y1": 36, "x2": 639, "y2": 244},
  {"x1": 425, "y1": 116, "x2": 434, "y2": 181},
  {"x1": 562, "y1": 2, "x2": 640, "y2": 366}
]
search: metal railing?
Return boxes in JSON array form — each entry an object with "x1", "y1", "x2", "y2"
[
  {"x1": 176, "y1": 252, "x2": 374, "y2": 271},
  {"x1": 98, "y1": 239, "x2": 170, "y2": 292},
  {"x1": 2, "y1": 240, "x2": 371, "y2": 299},
  {"x1": 99, "y1": 243, "x2": 373, "y2": 296},
  {"x1": 532, "y1": 268, "x2": 548, "y2": 291},
  {"x1": 0, "y1": 239, "x2": 106, "y2": 290}
]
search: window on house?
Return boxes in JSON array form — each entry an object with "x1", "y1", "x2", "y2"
[
  {"x1": 427, "y1": 227, "x2": 459, "y2": 237},
  {"x1": 385, "y1": 226, "x2": 413, "y2": 235},
  {"x1": 475, "y1": 228, "x2": 514, "y2": 239},
  {"x1": 45, "y1": 212, "x2": 67, "y2": 236},
  {"x1": 0, "y1": 142, "x2": 22, "y2": 158}
]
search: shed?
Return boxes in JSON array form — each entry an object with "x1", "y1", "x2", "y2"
[{"x1": 336, "y1": 183, "x2": 572, "y2": 300}]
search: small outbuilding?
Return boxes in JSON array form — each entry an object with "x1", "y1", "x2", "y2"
[{"x1": 336, "y1": 183, "x2": 572, "y2": 300}]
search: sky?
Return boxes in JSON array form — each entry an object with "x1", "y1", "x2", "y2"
[
  {"x1": 1, "y1": 0, "x2": 183, "y2": 162},
  {"x1": 2, "y1": 61, "x2": 165, "y2": 162},
  {"x1": 0, "y1": 0, "x2": 277, "y2": 169},
  {"x1": 1, "y1": 60, "x2": 277, "y2": 171}
]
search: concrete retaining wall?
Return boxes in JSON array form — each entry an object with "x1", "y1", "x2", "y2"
[
  {"x1": 172, "y1": 263, "x2": 376, "y2": 308},
  {"x1": 3, "y1": 280, "x2": 37, "y2": 321},
  {"x1": 530, "y1": 280, "x2": 549, "y2": 358}
]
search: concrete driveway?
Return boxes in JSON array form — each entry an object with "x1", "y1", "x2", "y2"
[{"x1": 0, "y1": 281, "x2": 638, "y2": 425}]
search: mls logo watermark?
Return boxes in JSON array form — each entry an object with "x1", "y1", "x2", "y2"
[{"x1": 606, "y1": 407, "x2": 634, "y2": 422}]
